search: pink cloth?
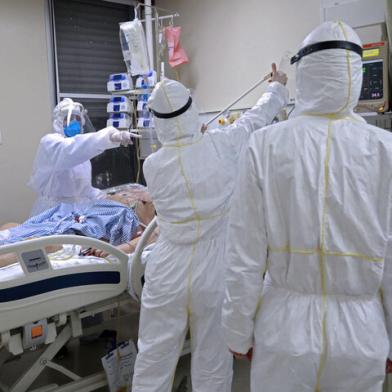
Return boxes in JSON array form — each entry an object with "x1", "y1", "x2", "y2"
[{"x1": 165, "y1": 26, "x2": 189, "y2": 68}]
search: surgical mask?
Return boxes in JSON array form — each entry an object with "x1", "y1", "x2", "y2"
[{"x1": 64, "y1": 120, "x2": 81, "y2": 137}]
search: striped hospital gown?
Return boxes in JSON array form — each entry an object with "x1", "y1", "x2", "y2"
[{"x1": 0, "y1": 200, "x2": 139, "y2": 246}]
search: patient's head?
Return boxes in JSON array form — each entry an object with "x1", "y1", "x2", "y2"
[
  {"x1": 106, "y1": 187, "x2": 155, "y2": 227},
  {"x1": 135, "y1": 199, "x2": 155, "y2": 227}
]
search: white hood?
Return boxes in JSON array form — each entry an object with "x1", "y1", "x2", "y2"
[
  {"x1": 294, "y1": 21, "x2": 363, "y2": 117},
  {"x1": 148, "y1": 78, "x2": 200, "y2": 145},
  {"x1": 52, "y1": 98, "x2": 85, "y2": 135}
]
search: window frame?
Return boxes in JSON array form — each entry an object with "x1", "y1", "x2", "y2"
[
  {"x1": 48, "y1": 0, "x2": 136, "y2": 104},
  {"x1": 46, "y1": 0, "x2": 141, "y2": 188}
]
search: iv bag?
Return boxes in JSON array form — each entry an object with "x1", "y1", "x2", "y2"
[{"x1": 120, "y1": 19, "x2": 150, "y2": 76}]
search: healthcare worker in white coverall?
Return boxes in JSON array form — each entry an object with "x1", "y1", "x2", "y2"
[
  {"x1": 222, "y1": 21, "x2": 392, "y2": 392},
  {"x1": 28, "y1": 98, "x2": 133, "y2": 215},
  {"x1": 132, "y1": 65, "x2": 288, "y2": 392}
]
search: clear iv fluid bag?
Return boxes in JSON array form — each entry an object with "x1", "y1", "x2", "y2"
[{"x1": 120, "y1": 19, "x2": 150, "y2": 76}]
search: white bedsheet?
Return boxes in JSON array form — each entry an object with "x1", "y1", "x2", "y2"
[
  {"x1": 0, "y1": 244, "x2": 118, "y2": 283},
  {"x1": 0, "y1": 229, "x2": 10, "y2": 242}
]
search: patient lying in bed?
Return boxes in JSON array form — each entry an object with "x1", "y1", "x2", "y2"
[
  {"x1": 0, "y1": 200, "x2": 140, "y2": 246},
  {"x1": 0, "y1": 188, "x2": 156, "y2": 267}
]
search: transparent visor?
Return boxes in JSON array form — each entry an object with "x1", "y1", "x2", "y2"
[{"x1": 63, "y1": 111, "x2": 95, "y2": 134}]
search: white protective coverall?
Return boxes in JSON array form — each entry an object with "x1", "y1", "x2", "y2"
[
  {"x1": 28, "y1": 99, "x2": 126, "y2": 215},
  {"x1": 132, "y1": 78, "x2": 288, "y2": 392},
  {"x1": 222, "y1": 21, "x2": 392, "y2": 392}
]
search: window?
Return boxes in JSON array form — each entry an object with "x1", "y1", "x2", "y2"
[{"x1": 52, "y1": 0, "x2": 140, "y2": 188}]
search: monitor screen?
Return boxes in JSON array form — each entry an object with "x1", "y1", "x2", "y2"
[{"x1": 360, "y1": 59, "x2": 384, "y2": 101}]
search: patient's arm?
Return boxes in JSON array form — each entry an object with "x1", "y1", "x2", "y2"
[
  {"x1": 135, "y1": 201, "x2": 155, "y2": 227},
  {"x1": 91, "y1": 227, "x2": 159, "y2": 258},
  {"x1": 106, "y1": 193, "x2": 130, "y2": 206},
  {"x1": 0, "y1": 244, "x2": 62, "y2": 268},
  {"x1": 0, "y1": 253, "x2": 17, "y2": 267},
  {"x1": 0, "y1": 222, "x2": 19, "y2": 230},
  {"x1": 117, "y1": 237, "x2": 141, "y2": 255},
  {"x1": 0, "y1": 223, "x2": 20, "y2": 267}
]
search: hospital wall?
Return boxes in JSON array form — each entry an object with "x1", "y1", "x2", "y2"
[
  {"x1": 156, "y1": 0, "x2": 322, "y2": 112},
  {"x1": 0, "y1": 0, "x2": 52, "y2": 223}
]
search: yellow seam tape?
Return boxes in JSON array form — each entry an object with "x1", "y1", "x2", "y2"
[
  {"x1": 305, "y1": 21, "x2": 354, "y2": 119},
  {"x1": 325, "y1": 251, "x2": 383, "y2": 263},
  {"x1": 255, "y1": 256, "x2": 270, "y2": 314},
  {"x1": 337, "y1": 21, "x2": 352, "y2": 114},
  {"x1": 268, "y1": 247, "x2": 383, "y2": 263},
  {"x1": 304, "y1": 113, "x2": 350, "y2": 120},
  {"x1": 163, "y1": 135, "x2": 203, "y2": 148},
  {"x1": 315, "y1": 119, "x2": 333, "y2": 391},
  {"x1": 269, "y1": 246, "x2": 317, "y2": 255},
  {"x1": 159, "y1": 209, "x2": 229, "y2": 225}
]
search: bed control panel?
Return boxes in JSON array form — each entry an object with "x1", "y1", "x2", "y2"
[
  {"x1": 23, "y1": 319, "x2": 48, "y2": 349},
  {"x1": 20, "y1": 249, "x2": 50, "y2": 273}
]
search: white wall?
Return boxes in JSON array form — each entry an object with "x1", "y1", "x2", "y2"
[
  {"x1": 156, "y1": 0, "x2": 322, "y2": 112},
  {"x1": 321, "y1": 0, "x2": 387, "y2": 43},
  {"x1": 0, "y1": 0, "x2": 52, "y2": 223},
  {"x1": 322, "y1": 0, "x2": 385, "y2": 28}
]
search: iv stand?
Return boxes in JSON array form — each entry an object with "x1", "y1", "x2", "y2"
[{"x1": 133, "y1": 2, "x2": 180, "y2": 80}]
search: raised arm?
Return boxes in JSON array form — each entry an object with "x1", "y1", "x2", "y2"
[
  {"x1": 207, "y1": 64, "x2": 288, "y2": 162},
  {"x1": 40, "y1": 127, "x2": 132, "y2": 170}
]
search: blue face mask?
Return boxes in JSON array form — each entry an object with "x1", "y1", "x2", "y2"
[{"x1": 64, "y1": 120, "x2": 81, "y2": 137}]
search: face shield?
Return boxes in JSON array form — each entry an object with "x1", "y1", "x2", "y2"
[
  {"x1": 54, "y1": 98, "x2": 96, "y2": 137},
  {"x1": 290, "y1": 40, "x2": 363, "y2": 65},
  {"x1": 63, "y1": 113, "x2": 82, "y2": 137}
]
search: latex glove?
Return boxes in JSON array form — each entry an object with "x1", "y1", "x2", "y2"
[
  {"x1": 109, "y1": 129, "x2": 134, "y2": 146},
  {"x1": 269, "y1": 62, "x2": 288, "y2": 86},
  {"x1": 230, "y1": 348, "x2": 253, "y2": 361},
  {"x1": 386, "y1": 358, "x2": 392, "y2": 373}
]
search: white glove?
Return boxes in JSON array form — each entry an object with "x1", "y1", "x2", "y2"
[{"x1": 109, "y1": 129, "x2": 134, "y2": 146}]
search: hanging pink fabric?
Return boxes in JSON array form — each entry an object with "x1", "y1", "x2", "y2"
[{"x1": 165, "y1": 26, "x2": 189, "y2": 68}]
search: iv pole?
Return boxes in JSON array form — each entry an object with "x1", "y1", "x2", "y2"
[{"x1": 133, "y1": 2, "x2": 180, "y2": 80}]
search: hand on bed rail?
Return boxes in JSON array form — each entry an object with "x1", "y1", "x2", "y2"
[
  {"x1": 230, "y1": 348, "x2": 253, "y2": 361},
  {"x1": 387, "y1": 358, "x2": 392, "y2": 374},
  {"x1": 230, "y1": 349, "x2": 253, "y2": 361},
  {"x1": 79, "y1": 247, "x2": 92, "y2": 256},
  {"x1": 88, "y1": 227, "x2": 159, "y2": 258},
  {"x1": 0, "y1": 243, "x2": 63, "y2": 267},
  {"x1": 89, "y1": 238, "x2": 140, "y2": 258}
]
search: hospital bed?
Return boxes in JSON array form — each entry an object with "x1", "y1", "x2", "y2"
[
  {"x1": 0, "y1": 217, "x2": 190, "y2": 392},
  {"x1": 0, "y1": 235, "x2": 131, "y2": 392}
]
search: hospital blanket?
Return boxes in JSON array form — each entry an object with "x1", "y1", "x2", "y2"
[{"x1": 0, "y1": 200, "x2": 139, "y2": 246}]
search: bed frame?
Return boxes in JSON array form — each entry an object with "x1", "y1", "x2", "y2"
[{"x1": 0, "y1": 235, "x2": 128, "y2": 392}]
